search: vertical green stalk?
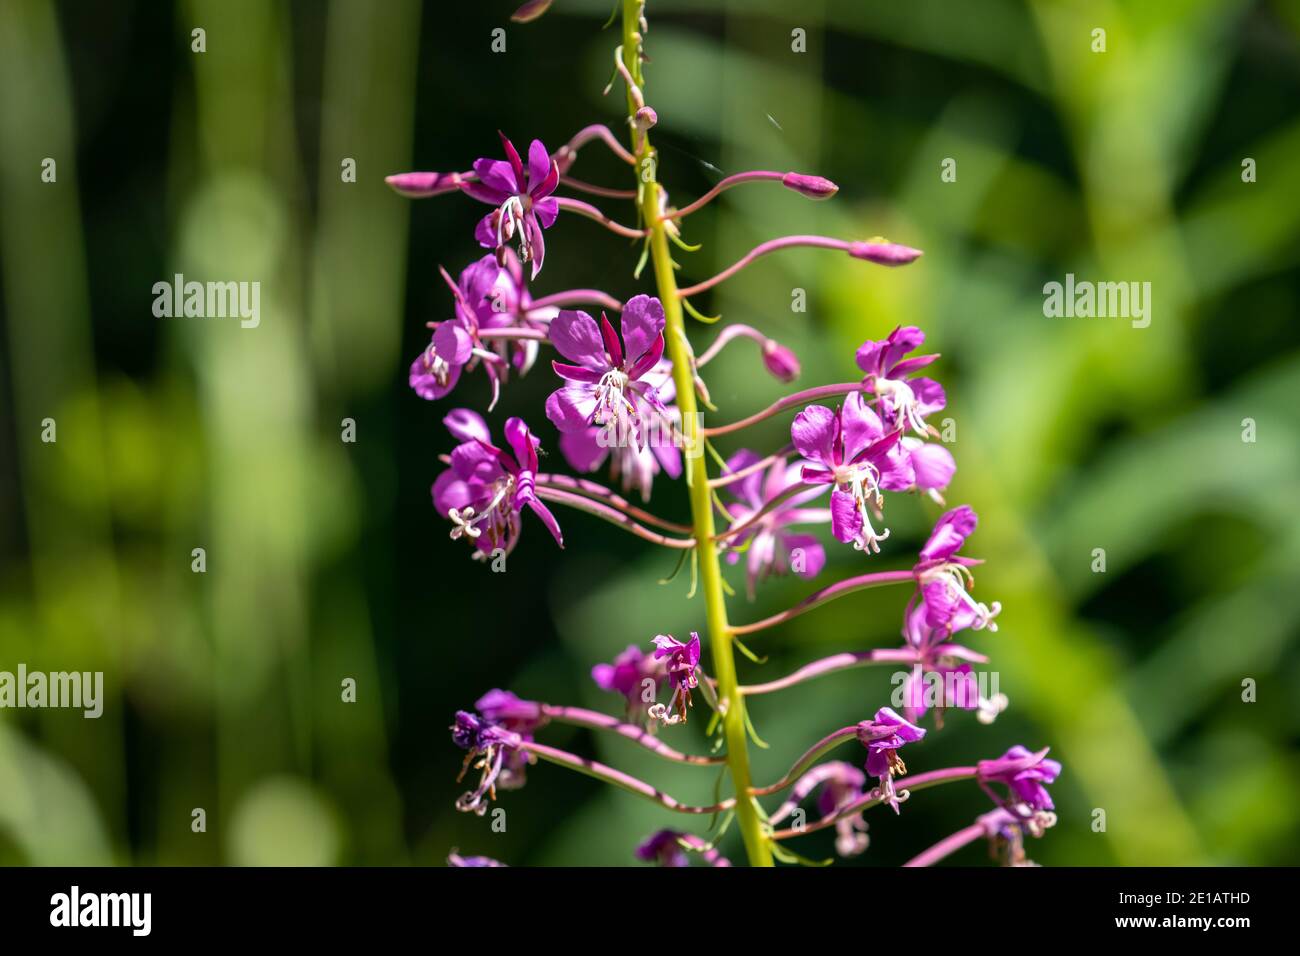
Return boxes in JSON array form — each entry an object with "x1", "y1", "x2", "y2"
[{"x1": 621, "y1": 1, "x2": 772, "y2": 867}]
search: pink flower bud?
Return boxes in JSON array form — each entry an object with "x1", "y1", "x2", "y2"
[
  {"x1": 385, "y1": 171, "x2": 465, "y2": 198},
  {"x1": 762, "y1": 339, "x2": 801, "y2": 383},
  {"x1": 781, "y1": 172, "x2": 839, "y2": 200},
  {"x1": 634, "y1": 106, "x2": 659, "y2": 130},
  {"x1": 848, "y1": 240, "x2": 923, "y2": 265},
  {"x1": 511, "y1": 0, "x2": 554, "y2": 23}
]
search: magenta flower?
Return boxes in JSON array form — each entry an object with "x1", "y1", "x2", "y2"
[
  {"x1": 431, "y1": 409, "x2": 563, "y2": 559},
  {"x1": 411, "y1": 254, "x2": 541, "y2": 409},
  {"x1": 451, "y1": 710, "x2": 531, "y2": 814},
  {"x1": 475, "y1": 689, "x2": 546, "y2": 736},
  {"x1": 910, "y1": 505, "x2": 1001, "y2": 634},
  {"x1": 857, "y1": 706, "x2": 926, "y2": 813},
  {"x1": 448, "y1": 853, "x2": 505, "y2": 867},
  {"x1": 855, "y1": 326, "x2": 946, "y2": 438},
  {"x1": 978, "y1": 746, "x2": 1061, "y2": 812},
  {"x1": 461, "y1": 133, "x2": 560, "y2": 279},
  {"x1": 545, "y1": 294, "x2": 669, "y2": 451},
  {"x1": 558, "y1": 357, "x2": 682, "y2": 501},
  {"x1": 770, "y1": 761, "x2": 870, "y2": 857},
  {"x1": 649, "y1": 632, "x2": 701, "y2": 725},
  {"x1": 591, "y1": 644, "x2": 668, "y2": 723},
  {"x1": 720, "y1": 449, "x2": 828, "y2": 598},
  {"x1": 791, "y1": 391, "x2": 908, "y2": 553},
  {"x1": 635, "y1": 830, "x2": 731, "y2": 867}
]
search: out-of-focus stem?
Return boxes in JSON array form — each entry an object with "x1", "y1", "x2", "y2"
[
  {"x1": 622, "y1": 0, "x2": 773, "y2": 867},
  {"x1": 740, "y1": 648, "x2": 915, "y2": 696},
  {"x1": 527, "y1": 289, "x2": 623, "y2": 313},
  {"x1": 524, "y1": 741, "x2": 735, "y2": 814},
  {"x1": 768, "y1": 767, "x2": 977, "y2": 841},
  {"x1": 539, "y1": 704, "x2": 725, "y2": 765},
  {"x1": 749, "y1": 726, "x2": 860, "y2": 796},
  {"x1": 555, "y1": 196, "x2": 646, "y2": 238},
  {"x1": 701, "y1": 382, "x2": 862, "y2": 437},
  {"x1": 534, "y1": 486, "x2": 695, "y2": 548},
  {"x1": 904, "y1": 821, "x2": 986, "y2": 867},
  {"x1": 536, "y1": 473, "x2": 692, "y2": 533},
  {"x1": 731, "y1": 569, "x2": 915, "y2": 636}
]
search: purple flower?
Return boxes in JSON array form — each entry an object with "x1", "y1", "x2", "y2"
[
  {"x1": 431, "y1": 409, "x2": 563, "y2": 559},
  {"x1": 592, "y1": 645, "x2": 668, "y2": 723},
  {"x1": 909, "y1": 505, "x2": 1001, "y2": 634},
  {"x1": 791, "y1": 391, "x2": 908, "y2": 553},
  {"x1": 475, "y1": 689, "x2": 546, "y2": 736},
  {"x1": 510, "y1": 0, "x2": 554, "y2": 22},
  {"x1": 857, "y1": 706, "x2": 926, "y2": 813},
  {"x1": 720, "y1": 449, "x2": 828, "y2": 598},
  {"x1": 635, "y1": 830, "x2": 731, "y2": 867},
  {"x1": 411, "y1": 255, "x2": 542, "y2": 409},
  {"x1": 855, "y1": 326, "x2": 945, "y2": 438},
  {"x1": 634, "y1": 830, "x2": 691, "y2": 867},
  {"x1": 448, "y1": 851, "x2": 507, "y2": 867},
  {"x1": 461, "y1": 133, "x2": 560, "y2": 279},
  {"x1": 762, "y1": 339, "x2": 801, "y2": 382},
  {"x1": 451, "y1": 710, "x2": 531, "y2": 815},
  {"x1": 558, "y1": 357, "x2": 682, "y2": 501},
  {"x1": 545, "y1": 295, "x2": 668, "y2": 451},
  {"x1": 978, "y1": 746, "x2": 1061, "y2": 812},
  {"x1": 771, "y1": 761, "x2": 870, "y2": 858},
  {"x1": 649, "y1": 632, "x2": 701, "y2": 725}
]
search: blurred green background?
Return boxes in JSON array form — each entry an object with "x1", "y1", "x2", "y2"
[{"x1": 1, "y1": 0, "x2": 1297, "y2": 866}]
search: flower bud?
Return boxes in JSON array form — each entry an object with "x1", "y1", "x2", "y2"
[
  {"x1": 762, "y1": 339, "x2": 801, "y2": 383},
  {"x1": 384, "y1": 171, "x2": 464, "y2": 198},
  {"x1": 634, "y1": 106, "x2": 659, "y2": 131},
  {"x1": 781, "y1": 172, "x2": 839, "y2": 200},
  {"x1": 511, "y1": 0, "x2": 554, "y2": 23},
  {"x1": 848, "y1": 239, "x2": 923, "y2": 265}
]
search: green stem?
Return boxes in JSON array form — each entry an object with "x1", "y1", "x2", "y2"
[{"x1": 620, "y1": 0, "x2": 773, "y2": 867}]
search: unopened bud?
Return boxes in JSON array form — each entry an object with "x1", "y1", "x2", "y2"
[
  {"x1": 634, "y1": 106, "x2": 659, "y2": 131},
  {"x1": 385, "y1": 171, "x2": 464, "y2": 198},
  {"x1": 762, "y1": 339, "x2": 801, "y2": 383},
  {"x1": 848, "y1": 239, "x2": 923, "y2": 266},
  {"x1": 781, "y1": 172, "x2": 839, "y2": 200}
]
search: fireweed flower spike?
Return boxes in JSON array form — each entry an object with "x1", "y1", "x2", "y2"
[
  {"x1": 591, "y1": 644, "x2": 668, "y2": 724},
  {"x1": 546, "y1": 294, "x2": 668, "y2": 451},
  {"x1": 720, "y1": 449, "x2": 829, "y2": 598},
  {"x1": 791, "y1": 392, "x2": 909, "y2": 553},
  {"x1": 857, "y1": 707, "x2": 926, "y2": 813},
  {"x1": 432, "y1": 410, "x2": 563, "y2": 559},
  {"x1": 461, "y1": 133, "x2": 560, "y2": 278},
  {"x1": 451, "y1": 710, "x2": 532, "y2": 815},
  {"x1": 408, "y1": 0, "x2": 1060, "y2": 867},
  {"x1": 648, "y1": 632, "x2": 702, "y2": 725}
]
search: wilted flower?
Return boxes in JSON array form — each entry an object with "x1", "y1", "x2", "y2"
[
  {"x1": 545, "y1": 295, "x2": 669, "y2": 451},
  {"x1": 591, "y1": 644, "x2": 668, "y2": 723},
  {"x1": 857, "y1": 707, "x2": 926, "y2": 813},
  {"x1": 720, "y1": 449, "x2": 828, "y2": 598},
  {"x1": 451, "y1": 710, "x2": 532, "y2": 814},
  {"x1": 635, "y1": 830, "x2": 731, "y2": 867},
  {"x1": 432, "y1": 410, "x2": 563, "y2": 559},
  {"x1": 648, "y1": 632, "x2": 701, "y2": 725},
  {"x1": 978, "y1": 746, "x2": 1061, "y2": 812},
  {"x1": 462, "y1": 133, "x2": 560, "y2": 278}
]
